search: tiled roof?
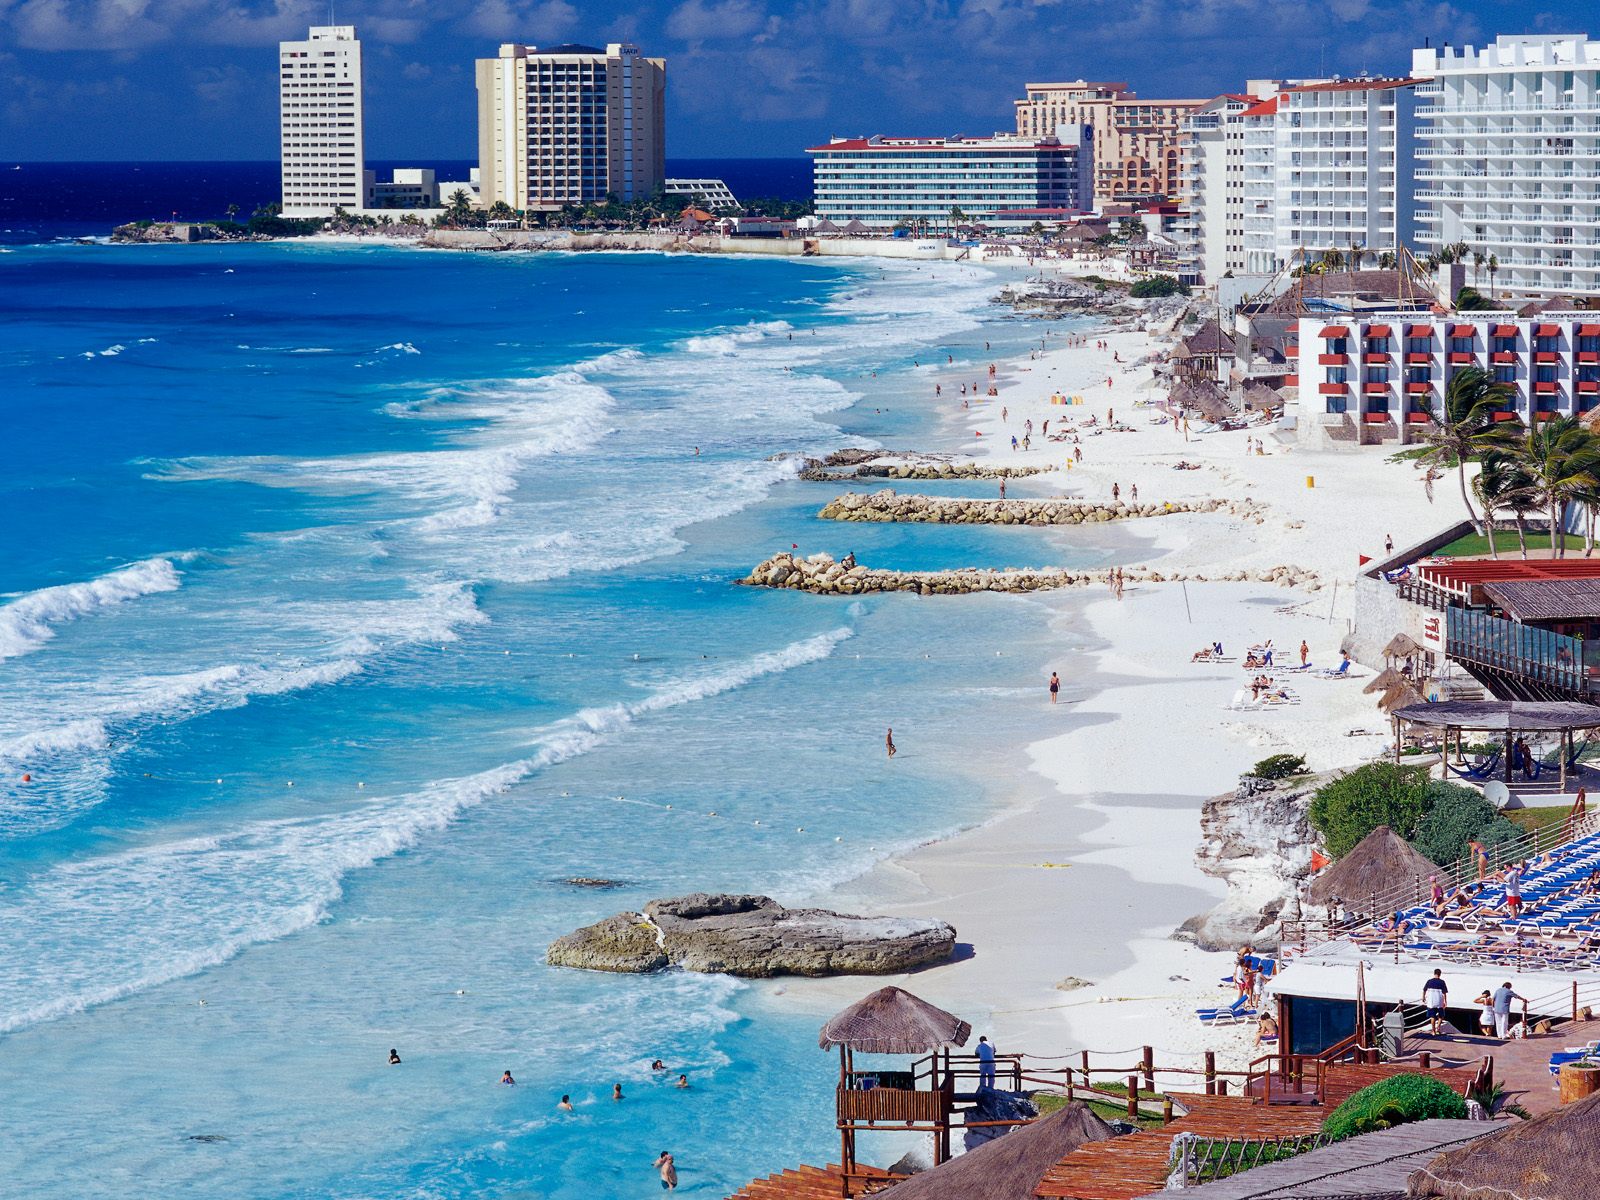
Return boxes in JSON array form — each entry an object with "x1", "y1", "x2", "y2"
[{"x1": 1285, "y1": 76, "x2": 1425, "y2": 93}]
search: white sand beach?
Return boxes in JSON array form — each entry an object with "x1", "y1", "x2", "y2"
[{"x1": 778, "y1": 312, "x2": 1466, "y2": 1093}]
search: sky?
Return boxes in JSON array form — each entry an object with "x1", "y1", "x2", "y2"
[{"x1": 0, "y1": 0, "x2": 1595, "y2": 161}]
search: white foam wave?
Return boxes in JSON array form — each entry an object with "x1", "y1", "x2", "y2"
[
  {"x1": 0, "y1": 558, "x2": 183, "y2": 660},
  {"x1": 377, "y1": 341, "x2": 421, "y2": 355},
  {"x1": 0, "y1": 627, "x2": 852, "y2": 1034},
  {"x1": 81, "y1": 343, "x2": 125, "y2": 359},
  {"x1": 680, "y1": 319, "x2": 794, "y2": 355}
]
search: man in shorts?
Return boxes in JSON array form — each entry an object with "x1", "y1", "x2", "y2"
[{"x1": 1422, "y1": 969, "x2": 1449, "y2": 1036}]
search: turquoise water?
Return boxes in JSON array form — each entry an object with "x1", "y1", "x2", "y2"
[{"x1": 0, "y1": 241, "x2": 1105, "y2": 1198}]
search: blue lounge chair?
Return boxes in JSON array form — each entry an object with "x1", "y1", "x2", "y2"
[{"x1": 1196, "y1": 995, "x2": 1255, "y2": 1026}]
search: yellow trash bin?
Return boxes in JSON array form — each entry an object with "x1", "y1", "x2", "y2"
[{"x1": 1306, "y1": 475, "x2": 1316, "y2": 489}]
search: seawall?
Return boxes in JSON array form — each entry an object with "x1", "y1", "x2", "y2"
[{"x1": 817, "y1": 490, "x2": 1265, "y2": 527}]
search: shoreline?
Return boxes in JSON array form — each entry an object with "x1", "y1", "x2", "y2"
[{"x1": 753, "y1": 307, "x2": 1463, "y2": 1117}]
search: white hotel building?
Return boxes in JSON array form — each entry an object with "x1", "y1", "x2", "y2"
[
  {"x1": 279, "y1": 26, "x2": 366, "y2": 217},
  {"x1": 1297, "y1": 312, "x2": 1600, "y2": 447},
  {"x1": 1412, "y1": 34, "x2": 1600, "y2": 298},
  {"x1": 805, "y1": 131, "x2": 1093, "y2": 231}
]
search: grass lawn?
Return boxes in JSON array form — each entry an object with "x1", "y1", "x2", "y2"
[
  {"x1": 1433, "y1": 531, "x2": 1588, "y2": 557},
  {"x1": 1506, "y1": 804, "x2": 1576, "y2": 839},
  {"x1": 1033, "y1": 1090, "x2": 1166, "y2": 1130}
]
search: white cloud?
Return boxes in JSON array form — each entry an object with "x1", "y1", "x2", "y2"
[
  {"x1": 462, "y1": 0, "x2": 577, "y2": 40},
  {"x1": 666, "y1": 0, "x2": 769, "y2": 41}
]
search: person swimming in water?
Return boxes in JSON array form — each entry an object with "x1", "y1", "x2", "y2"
[
  {"x1": 388, "y1": 1049, "x2": 401, "y2": 1065},
  {"x1": 676, "y1": 1074, "x2": 689, "y2": 1089},
  {"x1": 613, "y1": 1082, "x2": 625, "y2": 1101},
  {"x1": 654, "y1": 1151, "x2": 678, "y2": 1191},
  {"x1": 558, "y1": 1094, "x2": 573, "y2": 1111},
  {"x1": 501, "y1": 1070, "x2": 516, "y2": 1085},
  {"x1": 650, "y1": 1060, "x2": 666, "y2": 1072}
]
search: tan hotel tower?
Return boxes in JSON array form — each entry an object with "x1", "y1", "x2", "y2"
[
  {"x1": 1015, "y1": 80, "x2": 1203, "y2": 206},
  {"x1": 476, "y1": 42, "x2": 665, "y2": 213}
]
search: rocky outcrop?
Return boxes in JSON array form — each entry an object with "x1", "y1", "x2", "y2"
[
  {"x1": 1180, "y1": 773, "x2": 1330, "y2": 952},
  {"x1": 111, "y1": 221, "x2": 233, "y2": 244},
  {"x1": 799, "y1": 458, "x2": 1051, "y2": 482},
  {"x1": 547, "y1": 893, "x2": 957, "y2": 978},
  {"x1": 739, "y1": 552, "x2": 1321, "y2": 596},
  {"x1": 818, "y1": 490, "x2": 1264, "y2": 526}
]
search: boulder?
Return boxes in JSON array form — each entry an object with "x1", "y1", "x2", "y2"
[{"x1": 548, "y1": 893, "x2": 957, "y2": 978}]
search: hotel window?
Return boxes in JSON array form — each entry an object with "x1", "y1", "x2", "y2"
[
  {"x1": 1326, "y1": 393, "x2": 1348, "y2": 414},
  {"x1": 1492, "y1": 336, "x2": 1516, "y2": 354},
  {"x1": 1536, "y1": 366, "x2": 1559, "y2": 384},
  {"x1": 1494, "y1": 365, "x2": 1517, "y2": 385},
  {"x1": 1450, "y1": 336, "x2": 1473, "y2": 355}
]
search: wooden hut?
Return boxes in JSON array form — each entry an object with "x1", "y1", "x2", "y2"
[
  {"x1": 821, "y1": 987, "x2": 971, "y2": 1192},
  {"x1": 1409, "y1": 1089, "x2": 1600, "y2": 1199},
  {"x1": 1171, "y1": 319, "x2": 1237, "y2": 381},
  {"x1": 882, "y1": 1102, "x2": 1113, "y2": 1200},
  {"x1": 1307, "y1": 825, "x2": 1438, "y2": 911}
]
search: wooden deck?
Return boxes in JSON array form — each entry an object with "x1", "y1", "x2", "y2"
[{"x1": 1033, "y1": 1060, "x2": 1480, "y2": 1200}]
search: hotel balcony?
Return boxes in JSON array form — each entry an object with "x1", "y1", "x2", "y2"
[{"x1": 1318, "y1": 382, "x2": 1350, "y2": 396}]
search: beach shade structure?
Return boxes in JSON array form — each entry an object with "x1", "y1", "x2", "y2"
[
  {"x1": 811, "y1": 218, "x2": 840, "y2": 234},
  {"x1": 819, "y1": 985, "x2": 971, "y2": 1054},
  {"x1": 1408, "y1": 1088, "x2": 1600, "y2": 1199},
  {"x1": 822, "y1": 987, "x2": 974, "y2": 1188},
  {"x1": 1378, "y1": 681, "x2": 1430, "y2": 714},
  {"x1": 1363, "y1": 666, "x2": 1407, "y2": 695},
  {"x1": 1392, "y1": 700, "x2": 1600, "y2": 791},
  {"x1": 1307, "y1": 825, "x2": 1439, "y2": 911},
  {"x1": 882, "y1": 1102, "x2": 1114, "y2": 1200},
  {"x1": 1242, "y1": 380, "x2": 1285, "y2": 412},
  {"x1": 840, "y1": 219, "x2": 872, "y2": 236},
  {"x1": 1168, "y1": 376, "x2": 1236, "y2": 424}
]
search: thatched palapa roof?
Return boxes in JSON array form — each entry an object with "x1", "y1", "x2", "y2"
[
  {"x1": 1393, "y1": 700, "x2": 1600, "y2": 733},
  {"x1": 885, "y1": 1102, "x2": 1114, "y2": 1200},
  {"x1": 1308, "y1": 825, "x2": 1438, "y2": 906},
  {"x1": 1241, "y1": 380, "x2": 1284, "y2": 412},
  {"x1": 840, "y1": 218, "x2": 871, "y2": 235},
  {"x1": 818, "y1": 986, "x2": 970, "y2": 1054},
  {"x1": 1379, "y1": 682, "x2": 1429, "y2": 713},
  {"x1": 1363, "y1": 666, "x2": 1406, "y2": 695},
  {"x1": 1384, "y1": 633, "x2": 1424, "y2": 659},
  {"x1": 1408, "y1": 1088, "x2": 1600, "y2": 1200},
  {"x1": 1174, "y1": 319, "x2": 1237, "y2": 359},
  {"x1": 1169, "y1": 377, "x2": 1236, "y2": 423}
]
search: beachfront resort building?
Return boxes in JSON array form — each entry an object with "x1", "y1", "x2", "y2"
[
  {"x1": 1296, "y1": 310, "x2": 1600, "y2": 447},
  {"x1": 1013, "y1": 81, "x2": 1203, "y2": 205},
  {"x1": 476, "y1": 42, "x2": 666, "y2": 213},
  {"x1": 278, "y1": 25, "x2": 366, "y2": 217},
  {"x1": 663, "y1": 178, "x2": 737, "y2": 210},
  {"x1": 805, "y1": 131, "x2": 1094, "y2": 231},
  {"x1": 1178, "y1": 88, "x2": 1290, "y2": 283},
  {"x1": 1412, "y1": 33, "x2": 1600, "y2": 298}
]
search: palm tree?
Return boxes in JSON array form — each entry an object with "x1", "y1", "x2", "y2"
[
  {"x1": 1378, "y1": 250, "x2": 1398, "y2": 270},
  {"x1": 1417, "y1": 366, "x2": 1516, "y2": 534},
  {"x1": 1472, "y1": 251, "x2": 1486, "y2": 286},
  {"x1": 1348, "y1": 242, "x2": 1365, "y2": 270},
  {"x1": 1321, "y1": 247, "x2": 1345, "y2": 271},
  {"x1": 1487, "y1": 254, "x2": 1500, "y2": 302},
  {"x1": 1502, "y1": 415, "x2": 1600, "y2": 559},
  {"x1": 1474, "y1": 451, "x2": 1539, "y2": 558}
]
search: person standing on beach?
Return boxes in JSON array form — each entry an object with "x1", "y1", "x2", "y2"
[
  {"x1": 999, "y1": 479, "x2": 1006, "y2": 499},
  {"x1": 1049, "y1": 672, "x2": 1060, "y2": 704},
  {"x1": 1111, "y1": 483, "x2": 1120, "y2": 503},
  {"x1": 1299, "y1": 640, "x2": 1309, "y2": 668},
  {"x1": 1130, "y1": 483, "x2": 1137, "y2": 503},
  {"x1": 886, "y1": 728, "x2": 897, "y2": 759},
  {"x1": 654, "y1": 1151, "x2": 678, "y2": 1191}
]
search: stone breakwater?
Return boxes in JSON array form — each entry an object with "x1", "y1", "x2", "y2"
[
  {"x1": 818, "y1": 489, "x2": 1265, "y2": 527},
  {"x1": 738, "y1": 552, "x2": 1320, "y2": 595},
  {"x1": 799, "y1": 461, "x2": 1051, "y2": 482}
]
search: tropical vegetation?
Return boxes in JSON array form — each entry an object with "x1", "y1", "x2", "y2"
[
  {"x1": 1321, "y1": 1074, "x2": 1467, "y2": 1138},
  {"x1": 1308, "y1": 763, "x2": 1517, "y2": 862}
]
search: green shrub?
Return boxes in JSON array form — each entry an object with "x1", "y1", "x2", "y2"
[
  {"x1": 1308, "y1": 762, "x2": 1430, "y2": 858},
  {"x1": 1410, "y1": 781, "x2": 1522, "y2": 867},
  {"x1": 1321, "y1": 1074, "x2": 1467, "y2": 1138},
  {"x1": 1252, "y1": 753, "x2": 1308, "y2": 780},
  {"x1": 1130, "y1": 275, "x2": 1188, "y2": 298}
]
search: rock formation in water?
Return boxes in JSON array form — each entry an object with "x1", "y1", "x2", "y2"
[
  {"x1": 818, "y1": 489, "x2": 1262, "y2": 526},
  {"x1": 547, "y1": 893, "x2": 957, "y2": 978}
]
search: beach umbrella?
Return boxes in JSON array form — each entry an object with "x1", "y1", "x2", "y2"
[
  {"x1": 1363, "y1": 666, "x2": 1406, "y2": 695},
  {"x1": 819, "y1": 986, "x2": 971, "y2": 1054},
  {"x1": 1307, "y1": 825, "x2": 1438, "y2": 907},
  {"x1": 1378, "y1": 682, "x2": 1429, "y2": 714},
  {"x1": 1384, "y1": 633, "x2": 1424, "y2": 660},
  {"x1": 883, "y1": 1102, "x2": 1113, "y2": 1200},
  {"x1": 1408, "y1": 1089, "x2": 1600, "y2": 1199}
]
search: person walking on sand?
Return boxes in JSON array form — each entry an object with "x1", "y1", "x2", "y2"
[
  {"x1": 1385, "y1": 534, "x2": 1394, "y2": 554},
  {"x1": 1130, "y1": 483, "x2": 1138, "y2": 503},
  {"x1": 886, "y1": 728, "x2": 896, "y2": 759},
  {"x1": 1049, "y1": 671, "x2": 1060, "y2": 704},
  {"x1": 1111, "y1": 483, "x2": 1120, "y2": 503},
  {"x1": 654, "y1": 1151, "x2": 678, "y2": 1191},
  {"x1": 1300, "y1": 640, "x2": 1309, "y2": 668},
  {"x1": 1074, "y1": 445, "x2": 1082, "y2": 464}
]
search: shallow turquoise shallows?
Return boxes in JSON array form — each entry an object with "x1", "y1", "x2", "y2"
[{"x1": 0, "y1": 241, "x2": 1105, "y2": 1198}]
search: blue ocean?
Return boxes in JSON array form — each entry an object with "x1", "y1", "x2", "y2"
[{"x1": 0, "y1": 217, "x2": 1113, "y2": 1197}]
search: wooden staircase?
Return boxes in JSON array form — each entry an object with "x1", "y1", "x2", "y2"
[{"x1": 730, "y1": 1162, "x2": 894, "y2": 1200}]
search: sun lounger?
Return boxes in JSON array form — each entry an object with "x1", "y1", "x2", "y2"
[{"x1": 1195, "y1": 995, "x2": 1255, "y2": 1026}]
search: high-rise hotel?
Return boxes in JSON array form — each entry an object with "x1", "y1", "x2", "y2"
[
  {"x1": 279, "y1": 25, "x2": 366, "y2": 217},
  {"x1": 476, "y1": 43, "x2": 666, "y2": 213}
]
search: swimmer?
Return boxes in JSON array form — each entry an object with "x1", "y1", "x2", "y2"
[
  {"x1": 651, "y1": 1059, "x2": 666, "y2": 1072},
  {"x1": 501, "y1": 1070, "x2": 516, "y2": 1085},
  {"x1": 676, "y1": 1074, "x2": 689, "y2": 1089},
  {"x1": 388, "y1": 1049, "x2": 402, "y2": 1065},
  {"x1": 655, "y1": 1151, "x2": 678, "y2": 1191},
  {"x1": 886, "y1": 727, "x2": 897, "y2": 759},
  {"x1": 559, "y1": 1094, "x2": 574, "y2": 1111},
  {"x1": 613, "y1": 1082, "x2": 625, "y2": 1101}
]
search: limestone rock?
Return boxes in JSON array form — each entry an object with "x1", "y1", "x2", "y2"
[{"x1": 548, "y1": 893, "x2": 957, "y2": 978}]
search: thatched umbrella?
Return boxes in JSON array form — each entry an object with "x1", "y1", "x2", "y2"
[
  {"x1": 819, "y1": 986, "x2": 971, "y2": 1054},
  {"x1": 1307, "y1": 825, "x2": 1439, "y2": 907},
  {"x1": 1384, "y1": 633, "x2": 1424, "y2": 659},
  {"x1": 1408, "y1": 1088, "x2": 1600, "y2": 1199},
  {"x1": 1363, "y1": 666, "x2": 1406, "y2": 695},
  {"x1": 1378, "y1": 682, "x2": 1429, "y2": 714},
  {"x1": 883, "y1": 1102, "x2": 1113, "y2": 1200},
  {"x1": 840, "y1": 218, "x2": 872, "y2": 236}
]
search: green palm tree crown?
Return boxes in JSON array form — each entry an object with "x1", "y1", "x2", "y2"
[
  {"x1": 1417, "y1": 366, "x2": 1517, "y2": 531},
  {"x1": 1505, "y1": 415, "x2": 1600, "y2": 558}
]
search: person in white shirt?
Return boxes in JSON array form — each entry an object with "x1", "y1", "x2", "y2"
[{"x1": 976, "y1": 1035, "x2": 996, "y2": 1091}]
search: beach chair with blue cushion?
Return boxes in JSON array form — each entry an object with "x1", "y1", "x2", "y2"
[{"x1": 1195, "y1": 995, "x2": 1255, "y2": 1026}]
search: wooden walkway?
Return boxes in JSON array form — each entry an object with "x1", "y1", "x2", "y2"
[{"x1": 1033, "y1": 1060, "x2": 1480, "y2": 1200}]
